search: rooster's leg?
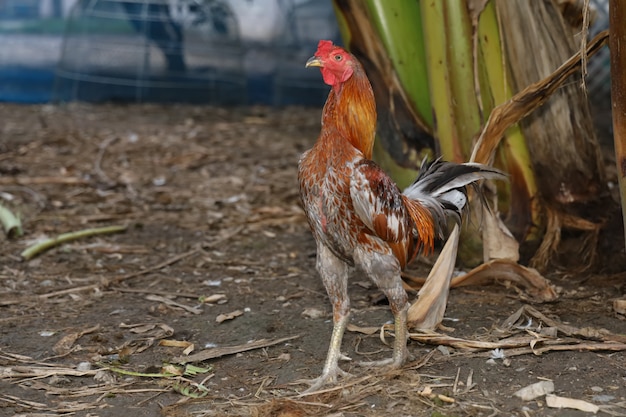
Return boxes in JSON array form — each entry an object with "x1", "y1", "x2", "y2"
[
  {"x1": 302, "y1": 244, "x2": 352, "y2": 393},
  {"x1": 354, "y1": 246, "x2": 409, "y2": 368}
]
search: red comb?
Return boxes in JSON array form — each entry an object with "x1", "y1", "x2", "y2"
[{"x1": 315, "y1": 40, "x2": 335, "y2": 56}]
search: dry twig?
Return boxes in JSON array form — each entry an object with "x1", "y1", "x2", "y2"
[{"x1": 173, "y1": 335, "x2": 301, "y2": 364}]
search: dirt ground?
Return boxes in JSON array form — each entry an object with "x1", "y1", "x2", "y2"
[{"x1": 1, "y1": 102, "x2": 625, "y2": 417}]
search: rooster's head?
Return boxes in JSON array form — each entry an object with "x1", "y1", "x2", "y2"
[{"x1": 306, "y1": 40, "x2": 355, "y2": 87}]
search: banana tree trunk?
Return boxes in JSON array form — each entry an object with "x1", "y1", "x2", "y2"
[
  {"x1": 610, "y1": 0, "x2": 626, "y2": 251},
  {"x1": 497, "y1": 0, "x2": 608, "y2": 268},
  {"x1": 333, "y1": 0, "x2": 435, "y2": 189},
  {"x1": 332, "y1": 0, "x2": 609, "y2": 270}
]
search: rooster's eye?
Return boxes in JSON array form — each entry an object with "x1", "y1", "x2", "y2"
[{"x1": 334, "y1": 55, "x2": 343, "y2": 61}]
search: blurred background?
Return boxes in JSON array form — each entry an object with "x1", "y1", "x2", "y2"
[
  {"x1": 0, "y1": 0, "x2": 341, "y2": 106},
  {"x1": 0, "y1": 0, "x2": 611, "y2": 107}
]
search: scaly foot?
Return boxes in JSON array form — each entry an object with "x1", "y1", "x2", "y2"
[
  {"x1": 359, "y1": 309, "x2": 411, "y2": 369},
  {"x1": 299, "y1": 309, "x2": 352, "y2": 393}
]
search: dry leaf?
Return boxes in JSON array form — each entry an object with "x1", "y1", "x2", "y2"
[
  {"x1": 347, "y1": 323, "x2": 379, "y2": 335},
  {"x1": 513, "y1": 380, "x2": 554, "y2": 401},
  {"x1": 94, "y1": 369, "x2": 117, "y2": 384},
  {"x1": 122, "y1": 323, "x2": 157, "y2": 333},
  {"x1": 216, "y1": 310, "x2": 243, "y2": 323},
  {"x1": 159, "y1": 339, "x2": 193, "y2": 349},
  {"x1": 437, "y1": 394, "x2": 455, "y2": 403},
  {"x1": 407, "y1": 224, "x2": 459, "y2": 330},
  {"x1": 53, "y1": 333, "x2": 81, "y2": 356},
  {"x1": 145, "y1": 295, "x2": 203, "y2": 315},
  {"x1": 161, "y1": 364, "x2": 183, "y2": 376},
  {"x1": 546, "y1": 394, "x2": 599, "y2": 413},
  {"x1": 183, "y1": 343, "x2": 195, "y2": 356},
  {"x1": 52, "y1": 325, "x2": 100, "y2": 355},
  {"x1": 451, "y1": 260, "x2": 558, "y2": 302},
  {"x1": 301, "y1": 307, "x2": 325, "y2": 319},
  {"x1": 123, "y1": 323, "x2": 174, "y2": 336},
  {"x1": 202, "y1": 294, "x2": 227, "y2": 304},
  {"x1": 613, "y1": 299, "x2": 626, "y2": 315},
  {"x1": 481, "y1": 204, "x2": 519, "y2": 262},
  {"x1": 173, "y1": 335, "x2": 300, "y2": 364}
]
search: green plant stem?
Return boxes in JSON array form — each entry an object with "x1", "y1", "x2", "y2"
[
  {"x1": 0, "y1": 205, "x2": 23, "y2": 238},
  {"x1": 21, "y1": 225, "x2": 127, "y2": 261}
]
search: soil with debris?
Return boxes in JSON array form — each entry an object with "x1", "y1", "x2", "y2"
[{"x1": 1, "y1": 102, "x2": 625, "y2": 417}]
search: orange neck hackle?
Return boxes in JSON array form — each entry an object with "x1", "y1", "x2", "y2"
[
  {"x1": 320, "y1": 59, "x2": 376, "y2": 159},
  {"x1": 307, "y1": 41, "x2": 377, "y2": 159}
]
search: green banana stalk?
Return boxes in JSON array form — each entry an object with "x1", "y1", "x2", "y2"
[
  {"x1": 328, "y1": 0, "x2": 611, "y2": 329},
  {"x1": 364, "y1": 0, "x2": 432, "y2": 128},
  {"x1": 476, "y1": 1, "x2": 541, "y2": 242},
  {"x1": 332, "y1": 0, "x2": 603, "y2": 263},
  {"x1": 419, "y1": 0, "x2": 483, "y2": 160},
  {"x1": 445, "y1": 0, "x2": 482, "y2": 158},
  {"x1": 419, "y1": 0, "x2": 489, "y2": 265},
  {"x1": 420, "y1": 0, "x2": 464, "y2": 161},
  {"x1": 333, "y1": 0, "x2": 435, "y2": 188}
]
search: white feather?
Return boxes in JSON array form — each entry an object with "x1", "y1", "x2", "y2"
[
  {"x1": 441, "y1": 189, "x2": 467, "y2": 212},
  {"x1": 386, "y1": 213, "x2": 401, "y2": 240},
  {"x1": 349, "y1": 167, "x2": 375, "y2": 231}
]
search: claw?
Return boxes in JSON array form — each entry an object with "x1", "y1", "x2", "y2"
[
  {"x1": 358, "y1": 356, "x2": 402, "y2": 368},
  {"x1": 300, "y1": 365, "x2": 353, "y2": 394},
  {"x1": 356, "y1": 348, "x2": 412, "y2": 369}
]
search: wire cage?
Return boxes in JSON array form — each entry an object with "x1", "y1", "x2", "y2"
[
  {"x1": 53, "y1": 0, "x2": 247, "y2": 104},
  {"x1": 1, "y1": 0, "x2": 609, "y2": 106},
  {"x1": 271, "y1": 0, "x2": 340, "y2": 106}
]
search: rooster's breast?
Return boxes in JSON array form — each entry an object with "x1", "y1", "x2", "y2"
[{"x1": 298, "y1": 151, "x2": 363, "y2": 264}]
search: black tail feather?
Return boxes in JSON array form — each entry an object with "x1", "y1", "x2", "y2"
[{"x1": 403, "y1": 159, "x2": 506, "y2": 229}]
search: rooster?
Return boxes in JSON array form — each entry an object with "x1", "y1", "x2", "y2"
[{"x1": 298, "y1": 40, "x2": 504, "y2": 391}]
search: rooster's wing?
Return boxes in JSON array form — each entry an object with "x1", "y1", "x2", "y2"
[{"x1": 349, "y1": 160, "x2": 413, "y2": 243}]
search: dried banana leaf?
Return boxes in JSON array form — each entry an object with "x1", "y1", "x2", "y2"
[{"x1": 496, "y1": 0, "x2": 609, "y2": 268}]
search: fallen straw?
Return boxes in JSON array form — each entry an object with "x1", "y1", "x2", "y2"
[{"x1": 20, "y1": 224, "x2": 127, "y2": 261}]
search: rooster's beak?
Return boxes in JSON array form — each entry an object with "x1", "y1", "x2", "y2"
[{"x1": 305, "y1": 56, "x2": 323, "y2": 68}]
